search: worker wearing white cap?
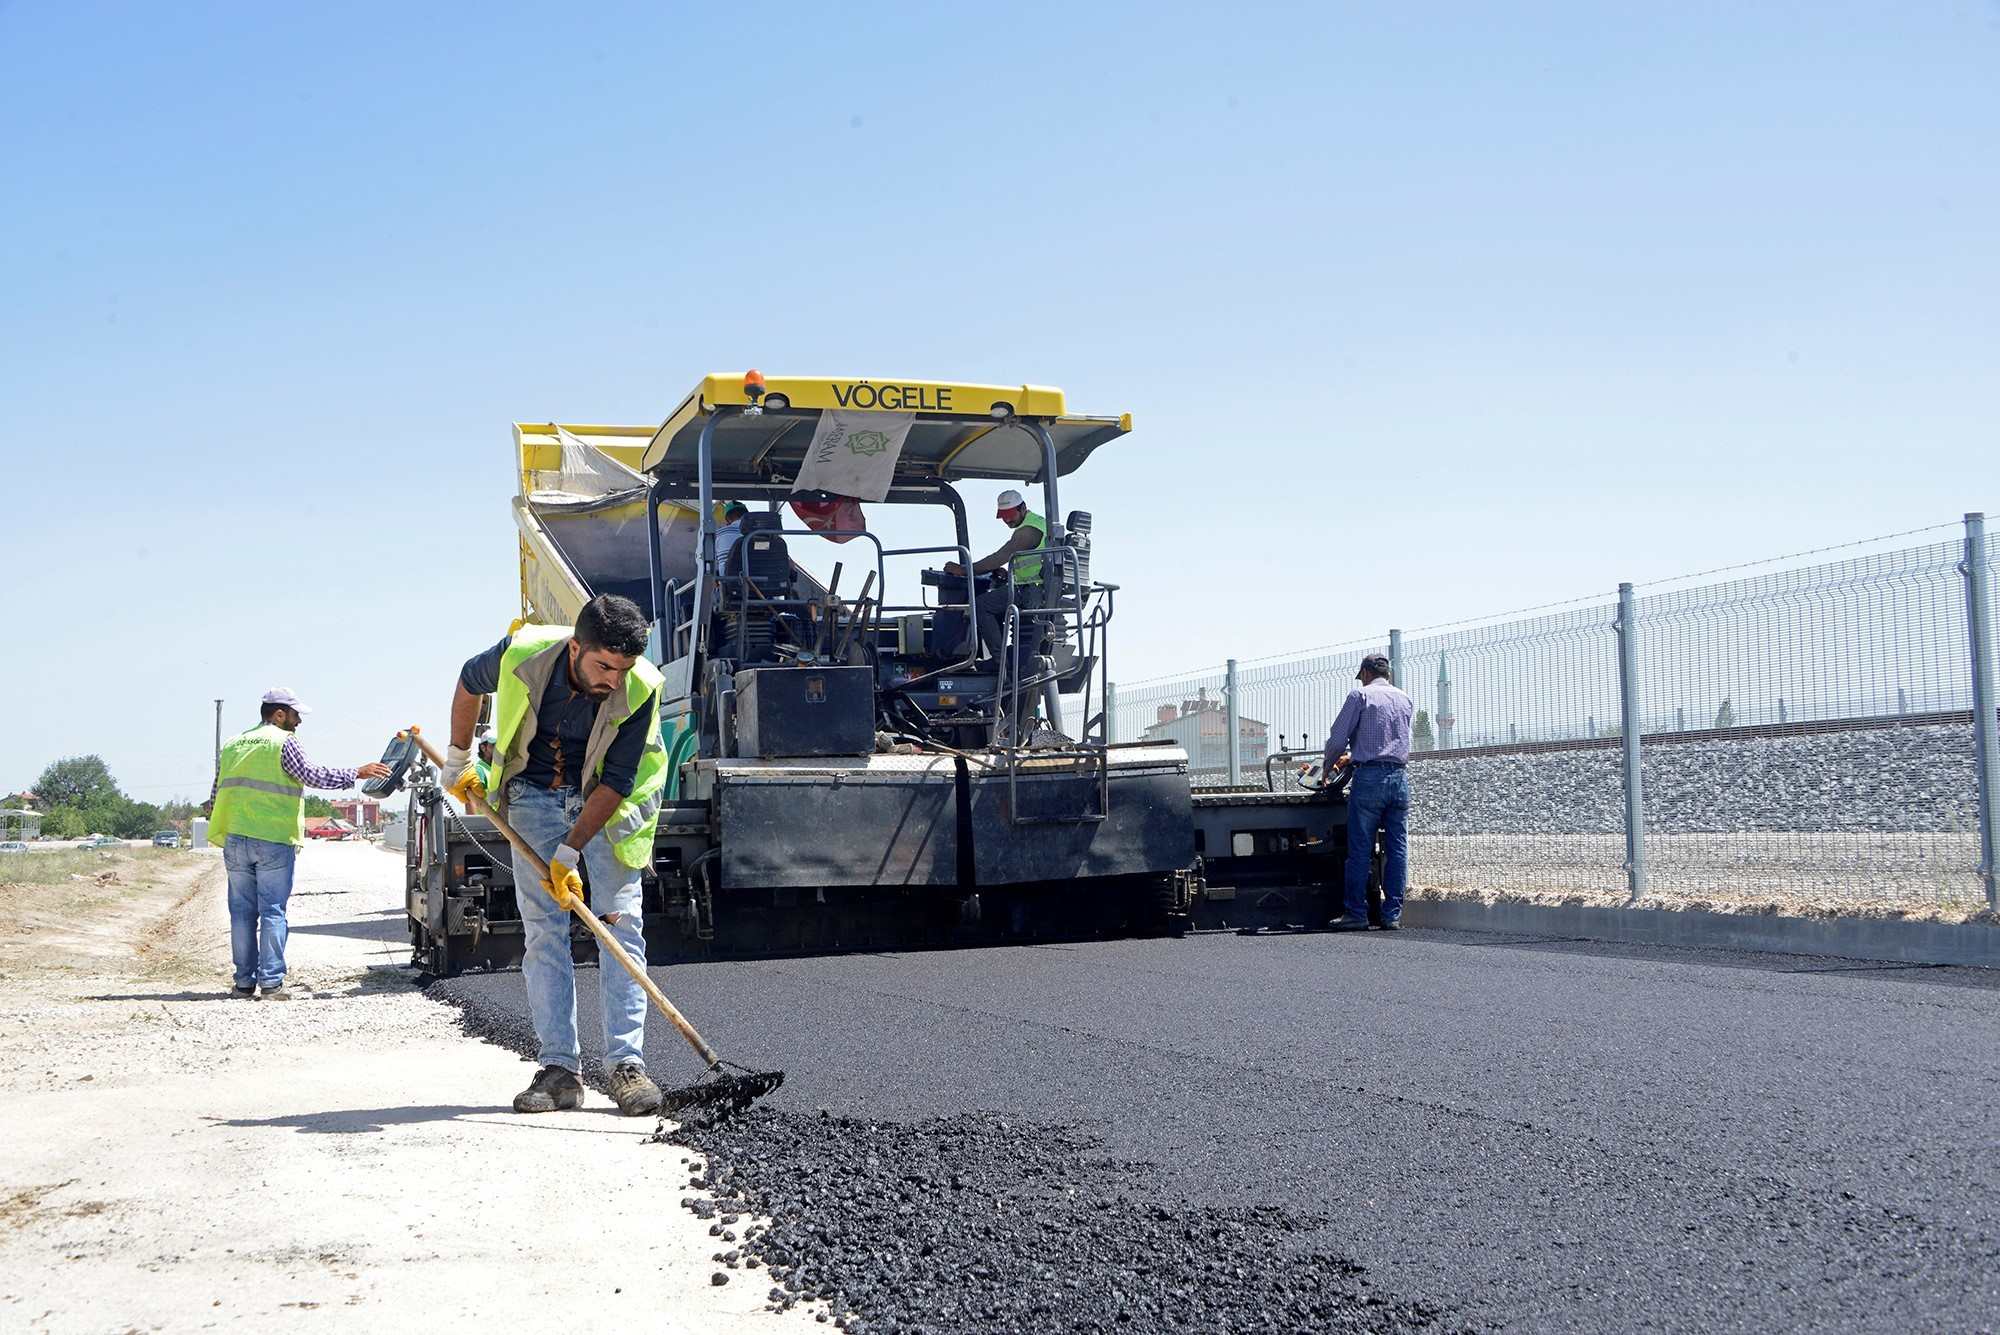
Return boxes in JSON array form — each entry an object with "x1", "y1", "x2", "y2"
[
  {"x1": 204, "y1": 689, "x2": 390, "y2": 999},
  {"x1": 942, "y1": 488, "x2": 1049, "y2": 663}
]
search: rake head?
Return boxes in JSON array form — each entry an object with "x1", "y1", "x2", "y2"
[{"x1": 654, "y1": 1063, "x2": 785, "y2": 1130}]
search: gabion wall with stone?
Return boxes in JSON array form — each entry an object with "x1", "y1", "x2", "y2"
[
  {"x1": 1403, "y1": 722, "x2": 1984, "y2": 905},
  {"x1": 1410, "y1": 722, "x2": 1977, "y2": 836}
]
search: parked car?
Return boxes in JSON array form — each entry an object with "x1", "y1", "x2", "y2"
[
  {"x1": 78, "y1": 835, "x2": 121, "y2": 849},
  {"x1": 0, "y1": 841, "x2": 29, "y2": 854},
  {"x1": 152, "y1": 831, "x2": 181, "y2": 848}
]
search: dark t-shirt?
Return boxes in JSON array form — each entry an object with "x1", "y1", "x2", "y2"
[{"x1": 459, "y1": 636, "x2": 652, "y2": 795}]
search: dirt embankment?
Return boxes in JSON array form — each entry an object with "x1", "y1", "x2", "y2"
[{"x1": 0, "y1": 847, "x2": 218, "y2": 989}]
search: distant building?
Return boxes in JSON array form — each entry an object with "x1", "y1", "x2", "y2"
[
  {"x1": 330, "y1": 798, "x2": 384, "y2": 829},
  {"x1": 0, "y1": 808, "x2": 40, "y2": 840},
  {"x1": 1142, "y1": 689, "x2": 1269, "y2": 773}
]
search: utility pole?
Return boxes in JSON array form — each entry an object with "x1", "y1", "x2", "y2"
[{"x1": 213, "y1": 699, "x2": 224, "y2": 786}]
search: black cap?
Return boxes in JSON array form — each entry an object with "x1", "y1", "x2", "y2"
[{"x1": 1359, "y1": 653, "x2": 1392, "y2": 678}]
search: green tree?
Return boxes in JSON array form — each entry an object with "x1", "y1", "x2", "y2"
[
  {"x1": 1714, "y1": 698, "x2": 1736, "y2": 730},
  {"x1": 33, "y1": 756, "x2": 120, "y2": 811},
  {"x1": 304, "y1": 797, "x2": 334, "y2": 818},
  {"x1": 41, "y1": 806, "x2": 85, "y2": 839},
  {"x1": 110, "y1": 798, "x2": 163, "y2": 839},
  {"x1": 1412, "y1": 709, "x2": 1435, "y2": 752},
  {"x1": 76, "y1": 795, "x2": 158, "y2": 840}
]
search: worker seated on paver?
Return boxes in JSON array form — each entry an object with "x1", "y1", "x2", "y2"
[
  {"x1": 439, "y1": 594, "x2": 669, "y2": 1117},
  {"x1": 714, "y1": 500, "x2": 749, "y2": 572},
  {"x1": 942, "y1": 488, "x2": 1048, "y2": 666},
  {"x1": 473, "y1": 731, "x2": 495, "y2": 789}
]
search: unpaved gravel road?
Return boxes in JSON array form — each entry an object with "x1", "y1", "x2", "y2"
[
  {"x1": 442, "y1": 924, "x2": 2000, "y2": 1332},
  {"x1": 0, "y1": 841, "x2": 815, "y2": 1334}
]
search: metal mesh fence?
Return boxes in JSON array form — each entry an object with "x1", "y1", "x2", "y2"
[
  {"x1": 1113, "y1": 639, "x2": 1386, "y2": 789},
  {"x1": 1109, "y1": 518, "x2": 2000, "y2": 912},
  {"x1": 1110, "y1": 665, "x2": 1231, "y2": 786},
  {"x1": 1397, "y1": 601, "x2": 1629, "y2": 895},
  {"x1": 1634, "y1": 540, "x2": 1983, "y2": 906},
  {"x1": 1231, "y1": 639, "x2": 1386, "y2": 790}
]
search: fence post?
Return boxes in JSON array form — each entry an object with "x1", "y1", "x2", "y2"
[
  {"x1": 1225, "y1": 659, "x2": 1242, "y2": 785},
  {"x1": 1389, "y1": 628, "x2": 1403, "y2": 692},
  {"x1": 1615, "y1": 581, "x2": 1647, "y2": 900},
  {"x1": 1104, "y1": 680, "x2": 1118, "y2": 745},
  {"x1": 1962, "y1": 513, "x2": 1999, "y2": 910}
]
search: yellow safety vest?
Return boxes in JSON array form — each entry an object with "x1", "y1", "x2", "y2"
[
  {"x1": 491, "y1": 626, "x2": 668, "y2": 870},
  {"x1": 1013, "y1": 510, "x2": 1048, "y2": 586},
  {"x1": 208, "y1": 723, "x2": 305, "y2": 847}
]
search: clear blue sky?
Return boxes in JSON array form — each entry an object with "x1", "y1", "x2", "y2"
[{"x1": 2, "y1": 2, "x2": 1993, "y2": 800}]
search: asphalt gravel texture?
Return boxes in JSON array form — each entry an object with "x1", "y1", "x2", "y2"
[{"x1": 433, "y1": 928, "x2": 2000, "y2": 1333}]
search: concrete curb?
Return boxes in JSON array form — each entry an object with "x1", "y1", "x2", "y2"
[{"x1": 1402, "y1": 896, "x2": 2000, "y2": 968}]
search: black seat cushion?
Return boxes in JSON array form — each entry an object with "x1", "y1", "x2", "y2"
[{"x1": 724, "y1": 513, "x2": 794, "y2": 595}]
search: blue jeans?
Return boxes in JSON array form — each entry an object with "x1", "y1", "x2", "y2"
[
  {"x1": 504, "y1": 780, "x2": 648, "y2": 1074},
  {"x1": 223, "y1": 834, "x2": 298, "y2": 989},
  {"x1": 1343, "y1": 764, "x2": 1409, "y2": 922}
]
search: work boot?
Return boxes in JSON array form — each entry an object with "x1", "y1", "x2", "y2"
[
  {"x1": 1324, "y1": 916, "x2": 1371, "y2": 933},
  {"x1": 258, "y1": 986, "x2": 293, "y2": 1000},
  {"x1": 231, "y1": 984, "x2": 256, "y2": 999},
  {"x1": 607, "y1": 1063, "x2": 663, "y2": 1117},
  {"x1": 513, "y1": 1065, "x2": 584, "y2": 1114}
]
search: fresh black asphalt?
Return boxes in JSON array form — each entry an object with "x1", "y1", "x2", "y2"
[{"x1": 433, "y1": 928, "x2": 2000, "y2": 1332}]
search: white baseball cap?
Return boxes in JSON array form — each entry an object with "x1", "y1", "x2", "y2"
[
  {"x1": 261, "y1": 687, "x2": 312, "y2": 714},
  {"x1": 996, "y1": 488, "x2": 1025, "y2": 514}
]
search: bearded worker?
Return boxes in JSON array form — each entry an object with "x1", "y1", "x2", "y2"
[{"x1": 441, "y1": 594, "x2": 668, "y2": 1116}]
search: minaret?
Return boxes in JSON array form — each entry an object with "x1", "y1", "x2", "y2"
[{"x1": 1436, "y1": 653, "x2": 1455, "y2": 751}]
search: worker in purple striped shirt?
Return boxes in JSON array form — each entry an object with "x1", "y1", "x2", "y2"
[
  {"x1": 205, "y1": 690, "x2": 390, "y2": 998},
  {"x1": 1322, "y1": 653, "x2": 1414, "y2": 932}
]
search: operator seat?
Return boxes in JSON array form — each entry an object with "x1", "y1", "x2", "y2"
[
  {"x1": 722, "y1": 512, "x2": 793, "y2": 590},
  {"x1": 1046, "y1": 511, "x2": 1091, "y2": 608},
  {"x1": 718, "y1": 511, "x2": 797, "y2": 663},
  {"x1": 1036, "y1": 510, "x2": 1094, "y2": 682}
]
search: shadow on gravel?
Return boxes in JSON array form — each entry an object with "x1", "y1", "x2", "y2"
[
  {"x1": 206, "y1": 1104, "x2": 505, "y2": 1134},
  {"x1": 287, "y1": 917, "x2": 402, "y2": 942},
  {"x1": 665, "y1": 1109, "x2": 1455, "y2": 1335}
]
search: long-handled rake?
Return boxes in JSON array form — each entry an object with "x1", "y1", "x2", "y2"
[{"x1": 405, "y1": 729, "x2": 782, "y2": 1125}]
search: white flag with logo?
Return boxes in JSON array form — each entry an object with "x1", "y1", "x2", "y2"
[{"x1": 792, "y1": 410, "x2": 914, "y2": 502}]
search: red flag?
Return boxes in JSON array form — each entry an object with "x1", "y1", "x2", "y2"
[{"x1": 790, "y1": 496, "x2": 867, "y2": 543}]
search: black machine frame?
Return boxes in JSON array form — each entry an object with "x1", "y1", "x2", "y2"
[{"x1": 643, "y1": 404, "x2": 1119, "y2": 759}]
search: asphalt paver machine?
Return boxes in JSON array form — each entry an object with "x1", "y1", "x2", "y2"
[{"x1": 405, "y1": 374, "x2": 1221, "y2": 974}]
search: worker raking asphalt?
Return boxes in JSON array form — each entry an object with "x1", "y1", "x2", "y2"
[{"x1": 432, "y1": 928, "x2": 2000, "y2": 1333}]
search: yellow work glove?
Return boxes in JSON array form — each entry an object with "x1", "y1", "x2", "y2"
[
  {"x1": 441, "y1": 744, "x2": 485, "y2": 806},
  {"x1": 541, "y1": 843, "x2": 582, "y2": 913}
]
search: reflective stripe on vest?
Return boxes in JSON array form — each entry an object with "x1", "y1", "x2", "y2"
[
  {"x1": 216, "y1": 776, "x2": 304, "y2": 799},
  {"x1": 604, "y1": 788, "x2": 663, "y2": 847},
  {"x1": 1013, "y1": 510, "x2": 1048, "y2": 585},
  {"x1": 207, "y1": 723, "x2": 306, "y2": 847}
]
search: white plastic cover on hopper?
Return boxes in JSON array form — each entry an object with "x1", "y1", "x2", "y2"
[{"x1": 526, "y1": 426, "x2": 652, "y2": 507}]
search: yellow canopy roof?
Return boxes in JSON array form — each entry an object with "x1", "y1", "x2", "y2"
[{"x1": 638, "y1": 374, "x2": 1133, "y2": 484}]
